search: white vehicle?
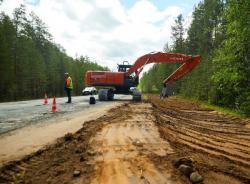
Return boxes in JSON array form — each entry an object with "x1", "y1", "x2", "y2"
[{"x1": 82, "y1": 87, "x2": 97, "y2": 95}]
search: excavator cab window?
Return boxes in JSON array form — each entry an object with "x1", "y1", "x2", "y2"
[{"x1": 118, "y1": 61, "x2": 132, "y2": 72}]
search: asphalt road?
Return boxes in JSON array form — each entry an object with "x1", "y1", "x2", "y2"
[{"x1": 0, "y1": 95, "x2": 131, "y2": 134}]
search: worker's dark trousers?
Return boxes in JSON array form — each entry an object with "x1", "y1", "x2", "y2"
[{"x1": 65, "y1": 88, "x2": 72, "y2": 103}]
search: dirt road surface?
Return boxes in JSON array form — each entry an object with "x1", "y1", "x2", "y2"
[
  {"x1": 88, "y1": 103, "x2": 178, "y2": 184},
  {"x1": 0, "y1": 95, "x2": 250, "y2": 184}
]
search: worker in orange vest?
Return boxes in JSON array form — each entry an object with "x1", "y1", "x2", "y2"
[{"x1": 64, "y1": 72, "x2": 73, "y2": 103}]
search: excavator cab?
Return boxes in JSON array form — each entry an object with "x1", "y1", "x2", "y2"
[
  {"x1": 118, "y1": 61, "x2": 132, "y2": 72},
  {"x1": 117, "y1": 61, "x2": 139, "y2": 93}
]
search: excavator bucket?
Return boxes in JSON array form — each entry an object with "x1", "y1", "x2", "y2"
[{"x1": 160, "y1": 83, "x2": 174, "y2": 98}]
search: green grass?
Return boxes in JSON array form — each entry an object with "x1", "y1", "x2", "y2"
[
  {"x1": 178, "y1": 95, "x2": 246, "y2": 118},
  {"x1": 141, "y1": 93, "x2": 246, "y2": 118},
  {"x1": 200, "y1": 103, "x2": 244, "y2": 118},
  {"x1": 142, "y1": 95, "x2": 149, "y2": 100}
]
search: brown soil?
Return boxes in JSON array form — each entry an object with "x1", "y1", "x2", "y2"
[
  {"x1": 0, "y1": 96, "x2": 250, "y2": 184},
  {"x1": 150, "y1": 95, "x2": 250, "y2": 183}
]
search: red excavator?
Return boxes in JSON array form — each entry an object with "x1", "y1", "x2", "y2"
[{"x1": 85, "y1": 52, "x2": 201, "y2": 101}]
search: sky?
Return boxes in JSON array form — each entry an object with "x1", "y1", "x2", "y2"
[{"x1": 0, "y1": 0, "x2": 200, "y2": 71}]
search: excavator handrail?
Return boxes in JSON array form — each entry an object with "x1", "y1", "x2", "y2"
[{"x1": 126, "y1": 52, "x2": 201, "y2": 84}]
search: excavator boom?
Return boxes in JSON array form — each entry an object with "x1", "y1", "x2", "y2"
[{"x1": 126, "y1": 52, "x2": 201, "y2": 84}]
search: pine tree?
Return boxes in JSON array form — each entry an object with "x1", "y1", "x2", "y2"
[{"x1": 171, "y1": 14, "x2": 185, "y2": 53}]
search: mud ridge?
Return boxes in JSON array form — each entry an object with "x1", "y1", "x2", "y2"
[{"x1": 150, "y1": 95, "x2": 250, "y2": 183}]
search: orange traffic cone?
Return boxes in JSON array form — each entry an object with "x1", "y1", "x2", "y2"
[
  {"x1": 51, "y1": 96, "x2": 57, "y2": 113},
  {"x1": 43, "y1": 93, "x2": 48, "y2": 105}
]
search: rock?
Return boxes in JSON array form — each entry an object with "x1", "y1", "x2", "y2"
[
  {"x1": 178, "y1": 164, "x2": 193, "y2": 176},
  {"x1": 73, "y1": 170, "x2": 81, "y2": 177},
  {"x1": 64, "y1": 133, "x2": 74, "y2": 141},
  {"x1": 87, "y1": 150, "x2": 96, "y2": 156},
  {"x1": 34, "y1": 149, "x2": 44, "y2": 156},
  {"x1": 80, "y1": 155, "x2": 86, "y2": 162},
  {"x1": 75, "y1": 149, "x2": 82, "y2": 154},
  {"x1": 77, "y1": 136, "x2": 82, "y2": 141},
  {"x1": 190, "y1": 172, "x2": 203, "y2": 183},
  {"x1": 173, "y1": 157, "x2": 193, "y2": 168},
  {"x1": 133, "y1": 141, "x2": 143, "y2": 147},
  {"x1": 54, "y1": 169, "x2": 65, "y2": 176}
]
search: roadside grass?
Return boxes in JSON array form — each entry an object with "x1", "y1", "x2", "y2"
[
  {"x1": 142, "y1": 93, "x2": 246, "y2": 118},
  {"x1": 178, "y1": 95, "x2": 245, "y2": 118},
  {"x1": 200, "y1": 103, "x2": 245, "y2": 118},
  {"x1": 142, "y1": 94, "x2": 149, "y2": 101}
]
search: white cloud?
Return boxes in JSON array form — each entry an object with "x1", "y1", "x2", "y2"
[
  {"x1": 183, "y1": 12, "x2": 193, "y2": 38},
  {"x1": 0, "y1": 0, "x2": 186, "y2": 71},
  {"x1": 0, "y1": 0, "x2": 23, "y2": 15}
]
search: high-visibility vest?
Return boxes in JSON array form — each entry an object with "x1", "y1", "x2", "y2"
[{"x1": 66, "y1": 76, "x2": 73, "y2": 89}]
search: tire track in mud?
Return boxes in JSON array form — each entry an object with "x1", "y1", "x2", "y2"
[
  {"x1": 157, "y1": 115, "x2": 250, "y2": 160},
  {"x1": 156, "y1": 112, "x2": 250, "y2": 164},
  {"x1": 158, "y1": 108, "x2": 250, "y2": 136},
  {"x1": 158, "y1": 111, "x2": 250, "y2": 145},
  {"x1": 150, "y1": 96, "x2": 250, "y2": 182}
]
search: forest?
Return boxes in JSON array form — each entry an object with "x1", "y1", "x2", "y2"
[
  {"x1": 139, "y1": 0, "x2": 250, "y2": 116},
  {"x1": 0, "y1": 5, "x2": 107, "y2": 102}
]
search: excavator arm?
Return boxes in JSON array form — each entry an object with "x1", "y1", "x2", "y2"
[{"x1": 126, "y1": 52, "x2": 201, "y2": 85}]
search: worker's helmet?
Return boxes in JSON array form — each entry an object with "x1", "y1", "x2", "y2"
[{"x1": 64, "y1": 72, "x2": 69, "y2": 75}]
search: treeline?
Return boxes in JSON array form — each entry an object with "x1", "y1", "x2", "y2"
[
  {"x1": 0, "y1": 5, "x2": 107, "y2": 102},
  {"x1": 140, "y1": 0, "x2": 250, "y2": 115}
]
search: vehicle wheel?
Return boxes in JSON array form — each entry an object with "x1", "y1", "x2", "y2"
[
  {"x1": 98, "y1": 89, "x2": 108, "y2": 101},
  {"x1": 132, "y1": 91, "x2": 142, "y2": 102},
  {"x1": 89, "y1": 96, "x2": 96, "y2": 104},
  {"x1": 98, "y1": 89, "x2": 114, "y2": 101},
  {"x1": 107, "y1": 89, "x2": 114, "y2": 101}
]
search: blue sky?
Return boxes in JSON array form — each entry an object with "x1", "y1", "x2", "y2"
[
  {"x1": 24, "y1": 0, "x2": 40, "y2": 6},
  {"x1": 23, "y1": 0, "x2": 200, "y2": 15},
  {"x1": 122, "y1": 0, "x2": 199, "y2": 14},
  {"x1": 1, "y1": 0, "x2": 201, "y2": 70}
]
